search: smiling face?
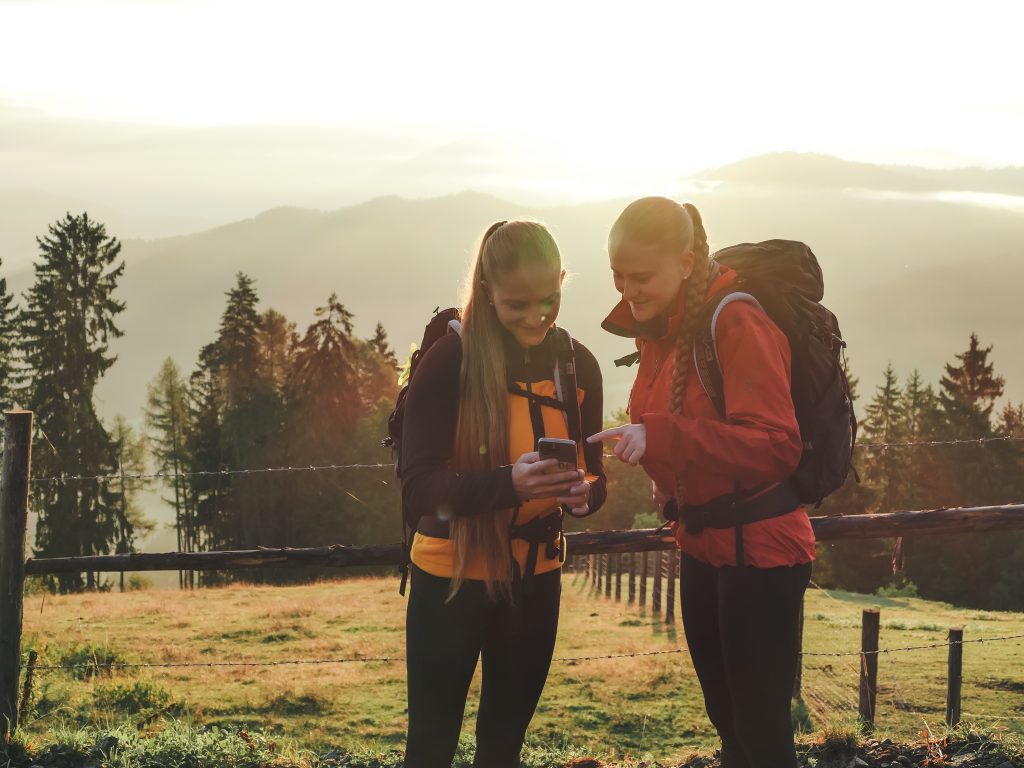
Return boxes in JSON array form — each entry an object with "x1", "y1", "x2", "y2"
[
  {"x1": 610, "y1": 238, "x2": 693, "y2": 323},
  {"x1": 485, "y1": 261, "x2": 564, "y2": 348}
]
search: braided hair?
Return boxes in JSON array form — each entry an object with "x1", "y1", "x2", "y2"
[
  {"x1": 669, "y1": 203, "x2": 710, "y2": 417},
  {"x1": 608, "y1": 198, "x2": 711, "y2": 505}
]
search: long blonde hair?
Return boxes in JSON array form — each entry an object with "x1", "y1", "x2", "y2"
[
  {"x1": 450, "y1": 220, "x2": 562, "y2": 601},
  {"x1": 608, "y1": 197, "x2": 710, "y2": 505}
]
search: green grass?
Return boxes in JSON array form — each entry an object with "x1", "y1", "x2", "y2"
[{"x1": 15, "y1": 572, "x2": 1024, "y2": 765}]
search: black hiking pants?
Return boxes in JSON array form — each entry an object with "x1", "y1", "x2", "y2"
[
  {"x1": 404, "y1": 565, "x2": 560, "y2": 768},
  {"x1": 680, "y1": 554, "x2": 811, "y2": 768}
]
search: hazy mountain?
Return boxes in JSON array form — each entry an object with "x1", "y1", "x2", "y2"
[
  {"x1": 5, "y1": 155, "x2": 1023, "y2": 435},
  {"x1": 702, "y1": 152, "x2": 1024, "y2": 196}
]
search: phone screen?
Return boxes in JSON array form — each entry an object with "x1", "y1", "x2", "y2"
[{"x1": 538, "y1": 437, "x2": 577, "y2": 471}]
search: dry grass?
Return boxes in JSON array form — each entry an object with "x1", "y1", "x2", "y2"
[{"x1": 17, "y1": 571, "x2": 1024, "y2": 764}]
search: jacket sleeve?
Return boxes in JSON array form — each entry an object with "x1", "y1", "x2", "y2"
[
  {"x1": 400, "y1": 335, "x2": 521, "y2": 520},
  {"x1": 573, "y1": 339, "x2": 607, "y2": 515},
  {"x1": 639, "y1": 301, "x2": 803, "y2": 485}
]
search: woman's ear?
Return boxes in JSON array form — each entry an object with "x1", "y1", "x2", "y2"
[
  {"x1": 560, "y1": 268, "x2": 566, "y2": 285},
  {"x1": 480, "y1": 279, "x2": 494, "y2": 305},
  {"x1": 680, "y1": 249, "x2": 696, "y2": 279}
]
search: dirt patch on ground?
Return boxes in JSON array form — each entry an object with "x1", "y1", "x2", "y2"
[{"x1": 567, "y1": 736, "x2": 1022, "y2": 768}]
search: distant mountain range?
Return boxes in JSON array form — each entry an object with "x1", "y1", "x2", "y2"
[
  {"x1": 5, "y1": 152, "x2": 1023, "y2": 430},
  {"x1": 701, "y1": 152, "x2": 1024, "y2": 196}
]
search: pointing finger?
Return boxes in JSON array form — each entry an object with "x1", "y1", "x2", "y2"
[{"x1": 587, "y1": 425, "x2": 628, "y2": 443}]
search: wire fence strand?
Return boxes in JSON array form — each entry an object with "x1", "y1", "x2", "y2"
[
  {"x1": 27, "y1": 434, "x2": 1024, "y2": 485},
  {"x1": 26, "y1": 631, "x2": 1024, "y2": 672}
]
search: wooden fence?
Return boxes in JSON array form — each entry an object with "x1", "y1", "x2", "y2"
[
  {"x1": 3, "y1": 410, "x2": 1023, "y2": 734},
  {"x1": 565, "y1": 553, "x2": 988, "y2": 731}
]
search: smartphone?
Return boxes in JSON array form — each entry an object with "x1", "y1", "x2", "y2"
[{"x1": 538, "y1": 437, "x2": 578, "y2": 472}]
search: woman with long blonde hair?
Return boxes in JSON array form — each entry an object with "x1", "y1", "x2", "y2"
[{"x1": 400, "y1": 220, "x2": 606, "y2": 768}]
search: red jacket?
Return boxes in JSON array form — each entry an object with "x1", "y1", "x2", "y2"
[{"x1": 602, "y1": 266, "x2": 816, "y2": 568}]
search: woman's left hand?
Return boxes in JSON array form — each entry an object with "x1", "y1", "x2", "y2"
[
  {"x1": 588, "y1": 424, "x2": 647, "y2": 465},
  {"x1": 557, "y1": 479, "x2": 591, "y2": 517}
]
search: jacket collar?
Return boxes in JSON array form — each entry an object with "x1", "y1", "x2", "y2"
[
  {"x1": 601, "y1": 262, "x2": 737, "y2": 341},
  {"x1": 500, "y1": 324, "x2": 560, "y2": 374}
]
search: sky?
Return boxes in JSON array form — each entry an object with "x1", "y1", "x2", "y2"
[{"x1": 2, "y1": 0, "x2": 1024, "y2": 235}]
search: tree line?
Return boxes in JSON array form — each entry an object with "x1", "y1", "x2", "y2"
[{"x1": 2, "y1": 213, "x2": 1022, "y2": 608}]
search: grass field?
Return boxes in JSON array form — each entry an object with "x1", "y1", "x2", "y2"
[{"x1": 17, "y1": 571, "x2": 1024, "y2": 765}]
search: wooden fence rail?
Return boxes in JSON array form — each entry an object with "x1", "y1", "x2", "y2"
[{"x1": 23, "y1": 502, "x2": 1024, "y2": 575}]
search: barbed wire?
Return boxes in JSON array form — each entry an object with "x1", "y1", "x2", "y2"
[
  {"x1": 856, "y1": 435, "x2": 1024, "y2": 450},
  {"x1": 31, "y1": 647, "x2": 692, "y2": 672},
  {"x1": 26, "y1": 632, "x2": 1024, "y2": 672},
  {"x1": 800, "y1": 632, "x2": 1024, "y2": 657},
  {"x1": 26, "y1": 434, "x2": 1024, "y2": 484},
  {"x1": 31, "y1": 463, "x2": 394, "y2": 485}
]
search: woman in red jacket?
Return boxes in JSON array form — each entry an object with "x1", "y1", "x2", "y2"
[{"x1": 590, "y1": 198, "x2": 813, "y2": 768}]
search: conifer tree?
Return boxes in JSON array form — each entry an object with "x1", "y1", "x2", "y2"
[
  {"x1": 0, "y1": 258, "x2": 17, "y2": 411},
  {"x1": 110, "y1": 416, "x2": 154, "y2": 591},
  {"x1": 863, "y1": 364, "x2": 907, "y2": 512},
  {"x1": 145, "y1": 357, "x2": 195, "y2": 587},
  {"x1": 18, "y1": 213, "x2": 126, "y2": 591}
]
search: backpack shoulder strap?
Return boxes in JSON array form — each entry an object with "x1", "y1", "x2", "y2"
[
  {"x1": 693, "y1": 291, "x2": 765, "y2": 419},
  {"x1": 552, "y1": 328, "x2": 583, "y2": 444}
]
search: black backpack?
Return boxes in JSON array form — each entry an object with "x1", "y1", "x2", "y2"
[
  {"x1": 694, "y1": 240, "x2": 858, "y2": 507},
  {"x1": 382, "y1": 307, "x2": 462, "y2": 594},
  {"x1": 381, "y1": 307, "x2": 463, "y2": 474}
]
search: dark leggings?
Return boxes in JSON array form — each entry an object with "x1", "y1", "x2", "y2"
[
  {"x1": 680, "y1": 554, "x2": 811, "y2": 768},
  {"x1": 404, "y1": 565, "x2": 560, "y2": 768}
]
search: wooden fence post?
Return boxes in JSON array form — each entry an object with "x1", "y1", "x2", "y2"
[
  {"x1": 605, "y1": 554, "x2": 613, "y2": 598},
  {"x1": 652, "y1": 551, "x2": 663, "y2": 617},
  {"x1": 628, "y1": 552, "x2": 636, "y2": 604},
  {"x1": 639, "y1": 551, "x2": 648, "y2": 609},
  {"x1": 665, "y1": 549, "x2": 677, "y2": 623},
  {"x1": 858, "y1": 608, "x2": 880, "y2": 731},
  {"x1": 946, "y1": 627, "x2": 963, "y2": 728},
  {"x1": 614, "y1": 553, "x2": 622, "y2": 602},
  {"x1": 793, "y1": 597, "x2": 805, "y2": 699},
  {"x1": 0, "y1": 411, "x2": 33, "y2": 734}
]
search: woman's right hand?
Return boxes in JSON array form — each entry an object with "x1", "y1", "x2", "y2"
[{"x1": 511, "y1": 452, "x2": 583, "y2": 502}]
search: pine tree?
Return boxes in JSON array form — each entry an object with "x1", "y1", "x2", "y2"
[
  {"x1": 110, "y1": 416, "x2": 154, "y2": 592},
  {"x1": 288, "y1": 294, "x2": 360, "y2": 432},
  {"x1": 907, "y1": 337, "x2": 1011, "y2": 608},
  {"x1": 257, "y1": 309, "x2": 297, "y2": 395},
  {"x1": 18, "y1": 213, "x2": 126, "y2": 591},
  {"x1": 281, "y1": 294, "x2": 362, "y2": 548},
  {"x1": 863, "y1": 364, "x2": 907, "y2": 512},
  {"x1": 939, "y1": 333, "x2": 1005, "y2": 438},
  {"x1": 220, "y1": 277, "x2": 283, "y2": 551},
  {"x1": 145, "y1": 358, "x2": 195, "y2": 588},
  {"x1": 0, "y1": 258, "x2": 17, "y2": 410},
  {"x1": 899, "y1": 369, "x2": 944, "y2": 508},
  {"x1": 187, "y1": 342, "x2": 227, "y2": 561},
  {"x1": 359, "y1": 322, "x2": 401, "y2": 408}
]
